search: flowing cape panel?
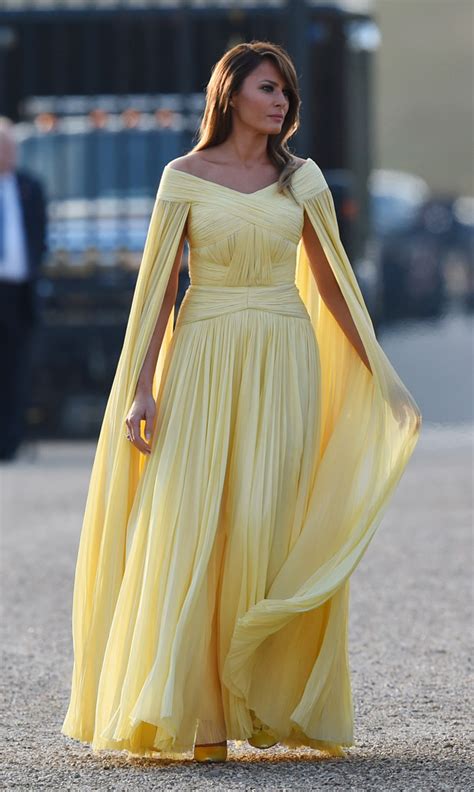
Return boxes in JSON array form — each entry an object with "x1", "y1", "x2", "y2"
[
  {"x1": 220, "y1": 161, "x2": 422, "y2": 739},
  {"x1": 61, "y1": 181, "x2": 190, "y2": 741}
]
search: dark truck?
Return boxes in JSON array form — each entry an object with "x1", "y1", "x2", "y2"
[{"x1": 3, "y1": 1, "x2": 381, "y2": 437}]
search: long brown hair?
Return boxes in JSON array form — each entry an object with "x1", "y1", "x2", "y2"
[{"x1": 189, "y1": 40, "x2": 303, "y2": 200}]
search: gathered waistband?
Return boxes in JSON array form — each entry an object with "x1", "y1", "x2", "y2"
[{"x1": 175, "y1": 282, "x2": 311, "y2": 326}]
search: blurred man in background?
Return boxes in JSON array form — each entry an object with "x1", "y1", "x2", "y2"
[{"x1": 0, "y1": 117, "x2": 47, "y2": 461}]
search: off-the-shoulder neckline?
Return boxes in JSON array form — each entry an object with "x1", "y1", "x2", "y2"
[{"x1": 164, "y1": 157, "x2": 314, "y2": 196}]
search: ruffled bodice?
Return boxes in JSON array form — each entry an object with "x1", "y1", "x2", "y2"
[{"x1": 157, "y1": 158, "x2": 325, "y2": 287}]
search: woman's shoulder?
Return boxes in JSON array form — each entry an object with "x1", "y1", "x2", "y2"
[
  {"x1": 291, "y1": 155, "x2": 308, "y2": 169},
  {"x1": 157, "y1": 155, "x2": 202, "y2": 201},
  {"x1": 166, "y1": 152, "x2": 212, "y2": 179},
  {"x1": 290, "y1": 155, "x2": 322, "y2": 174},
  {"x1": 290, "y1": 156, "x2": 328, "y2": 199}
]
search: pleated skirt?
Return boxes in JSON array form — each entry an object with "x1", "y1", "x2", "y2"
[{"x1": 92, "y1": 282, "x2": 325, "y2": 755}]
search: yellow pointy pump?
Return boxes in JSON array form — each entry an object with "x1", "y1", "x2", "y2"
[
  {"x1": 247, "y1": 729, "x2": 279, "y2": 749},
  {"x1": 247, "y1": 713, "x2": 279, "y2": 749},
  {"x1": 193, "y1": 740, "x2": 228, "y2": 762}
]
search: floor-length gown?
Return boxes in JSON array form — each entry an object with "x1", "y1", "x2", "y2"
[{"x1": 61, "y1": 158, "x2": 422, "y2": 758}]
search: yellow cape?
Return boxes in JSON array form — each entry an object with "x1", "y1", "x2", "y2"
[{"x1": 61, "y1": 158, "x2": 422, "y2": 753}]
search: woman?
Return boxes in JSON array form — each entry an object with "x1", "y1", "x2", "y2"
[{"x1": 61, "y1": 41, "x2": 422, "y2": 763}]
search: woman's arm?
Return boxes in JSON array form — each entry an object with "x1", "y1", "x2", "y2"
[
  {"x1": 302, "y1": 210, "x2": 373, "y2": 375},
  {"x1": 125, "y1": 223, "x2": 187, "y2": 454}
]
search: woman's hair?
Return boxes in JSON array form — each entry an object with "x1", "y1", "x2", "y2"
[{"x1": 189, "y1": 40, "x2": 302, "y2": 199}]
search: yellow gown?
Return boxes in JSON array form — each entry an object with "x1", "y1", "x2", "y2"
[{"x1": 61, "y1": 158, "x2": 422, "y2": 758}]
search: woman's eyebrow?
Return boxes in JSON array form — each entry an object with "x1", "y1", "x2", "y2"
[{"x1": 259, "y1": 79, "x2": 289, "y2": 88}]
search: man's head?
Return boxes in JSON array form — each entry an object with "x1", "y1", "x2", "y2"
[{"x1": 0, "y1": 117, "x2": 16, "y2": 174}]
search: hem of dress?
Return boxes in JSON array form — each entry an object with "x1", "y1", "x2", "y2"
[{"x1": 61, "y1": 721, "x2": 353, "y2": 760}]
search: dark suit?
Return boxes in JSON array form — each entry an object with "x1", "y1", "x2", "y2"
[{"x1": 0, "y1": 168, "x2": 47, "y2": 459}]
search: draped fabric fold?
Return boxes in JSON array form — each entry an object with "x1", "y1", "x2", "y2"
[
  {"x1": 61, "y1": 192, "x2": 190, "y2": 742},
  {"x1": 61, "y1": 158, "x2": 422, "y2": 757}
]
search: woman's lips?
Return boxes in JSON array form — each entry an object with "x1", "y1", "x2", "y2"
[{"x1": 269, "y1": 115, "x2": 284, "y2": 121}]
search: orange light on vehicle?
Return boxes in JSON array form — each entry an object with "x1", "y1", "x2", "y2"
[
  {"x1": 122, "y1": 109, "x2": 141, "y2": 128},
  {"x1": 89, "y1": 109, "x2": 108, "y2": 128},
  {"x1": 155, "y1": 108, "x2": 175, "y2": 128},
  {"x1": 35, "y1": 113, "x2": 57, "y2": 132}
]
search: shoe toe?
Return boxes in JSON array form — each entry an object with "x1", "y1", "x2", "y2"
[{"x1": 193, "y1": 742, "x2": 228, "y2": 762}]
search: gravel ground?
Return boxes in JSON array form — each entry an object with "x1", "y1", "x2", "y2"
[{"x1": 1, "y1": 425, "x2": 473, "y2": 790}]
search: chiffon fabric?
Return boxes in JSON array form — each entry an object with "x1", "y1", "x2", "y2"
[{"x1": 61, "y1": 158, "x2": 422, "y2": 758}]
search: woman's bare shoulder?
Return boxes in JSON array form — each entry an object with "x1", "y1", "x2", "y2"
[
  {"x1": 291, "y1": 155, "x2": 308, "y2": 167},
  {"x1": 290, "y1": 156, "x2": 309, "y2": 174},
  {"x1": 166, "y1": 153, "x2": 207, "y2": 177}
]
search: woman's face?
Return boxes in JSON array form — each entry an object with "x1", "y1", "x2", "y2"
[{"x1": 230, "y1": 59, "x2": 291, "y2": 135}]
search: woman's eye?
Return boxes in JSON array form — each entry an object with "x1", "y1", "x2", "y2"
[{"x1": 262, "y1": 85, "x2": 290, "y2": 98}]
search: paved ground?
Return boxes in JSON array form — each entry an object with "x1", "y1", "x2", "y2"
[{"x1": 1, "y1": 425, "x2": 473, "y2": 790}]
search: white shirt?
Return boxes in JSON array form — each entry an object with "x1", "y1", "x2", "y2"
[{"x1": 0, "y1": 171, "x2": 29, "y2": 283}]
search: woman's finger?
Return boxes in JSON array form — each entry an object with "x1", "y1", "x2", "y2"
[
  {"x1": 125, "y1": 414, "x2": 151, "y2": 455},
  {"x1": 144, "y1": 405, "x2": 156, "y2": 442}
]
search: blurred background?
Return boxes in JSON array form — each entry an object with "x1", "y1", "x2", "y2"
[{"x1": 0, "y1": 0, "x2": 472, "y2": 449}]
